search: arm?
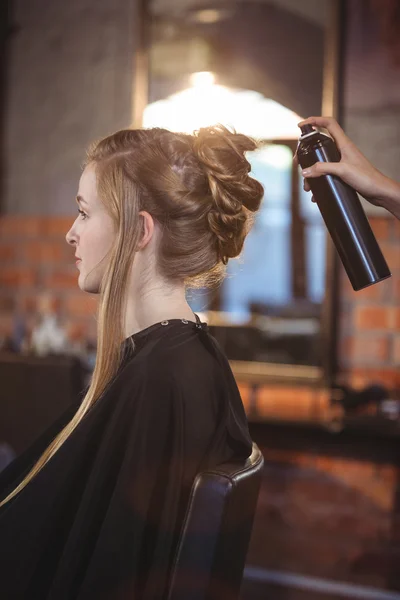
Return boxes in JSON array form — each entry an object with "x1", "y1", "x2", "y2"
[{"x1": 298, "y1": 116, "x2": 400, "y2": 220}]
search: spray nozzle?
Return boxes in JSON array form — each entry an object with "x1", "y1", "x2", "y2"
[{"x1": 300, "y1": 124, "x2": 316, "y2": 136}]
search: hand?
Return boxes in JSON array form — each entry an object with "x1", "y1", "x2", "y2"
[{"x1": 297, "y1": 116, "x2": 400, "y2": 218}]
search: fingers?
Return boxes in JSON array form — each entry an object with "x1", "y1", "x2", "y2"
[
  {"x1": 302, "y1": 181, "x2": 316, "y2": 202},
  {"x1": 302, "y1": 161, "x2": 343, "y2": 178},
  {"x1": 298, "y1": 116, "x2": 351, "y2": 151}
]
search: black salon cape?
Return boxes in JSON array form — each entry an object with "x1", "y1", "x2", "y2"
[{"x1": 0, "y1": 316, "x2": 252, "y2": 599}]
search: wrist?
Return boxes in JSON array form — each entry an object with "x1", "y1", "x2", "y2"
[{"x1": 379, "y1": 177, "x2": 400, "y2": 218}]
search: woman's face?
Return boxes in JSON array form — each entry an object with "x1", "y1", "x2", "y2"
[{"x1": 66, "y1": 164, "x2": 116, "y2": 294}]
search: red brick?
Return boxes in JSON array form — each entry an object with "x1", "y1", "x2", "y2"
[
  {"x1": 0, "y1": 216, "x2": 41, "y2": 237},
  {"x1": 393, "y1": 336, "x2": 400, "y2": 366},
  {"x1": 340, "y1": 336, "x2": 352, "y2": 363},
  {"x1": 0, "y1": 296, "x2": 15, "y2": 312},
  {"x1": 393, "y1": 217, "x2": 400, "y2": 238},
  {"x1": 0, "y1": 314, "x2": 12, "y2": 336},
  {"x1": 370, "y1": 217, "x2": 391, "y2": 241},
  {"x1": 394, "y1": 273, "x2": 400, "y2": 299},
  {"x1": 64, "y1": 294, "x2": 98, "y2": 317},
  {"x1": 340, "y1": 307, "x2": 353, "y2": 335},
  {"x1": 0, "y1": 244, "x2": 19, "y2": 262},
  {"x1": 66, "y1": 320, "x2": 89, "y2": 341},
  {"x1": 343, "y1": 274, "x2": 393, "y2": 301},
  {"x1": 0, "y1": 267, "x2": 36, "y2": 287},
  {"x1": 356, "y1": 283, "x2": 382, "y2": 301},
  {"x1": 342, "y1": 281, "x2": 353, "y2": 299},
  {"x1": 41, "y1": 217, "x2": 75, "y2": 237},
  {"x1": 23, "y1": 241, "x2": 67, "y2": 264},
  {"x1": 366, "y1": 277, "x2": 393, "y2": 301},
  {"x1": 342, "y1": 275, "x2": 358, "y2": 299},
  {"x1": 379, "y1": 242, "x2": 400, "y2": 270},
  {"x1": 394, "y1": 308, "x2": 400, "y2": 331},
  {"x1": 347, "y1": 335, "x2": 390, "y2": 364},
  {"x1": 355, "y1": 306, "x2": 391, "y2": 330},
  {"x1": 19, "y1": 294, "x2": 36, "y2": 313},
  {"x1": 45, "y1": 270, "x2": 78, "y2": 289},
  {"x1": 19, "y1": 293, "x2": 61, "y2": 314},
  {"x1": 378, "y1": 276, "x2": 394, "y2": 302}
]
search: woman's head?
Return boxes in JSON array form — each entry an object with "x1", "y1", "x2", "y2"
[{"x1": 66, "y1": 125, "x2": 264, "y2": 296}]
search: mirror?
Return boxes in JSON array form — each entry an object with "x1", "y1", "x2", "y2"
[{"x1": 134, "y1": 0, "x2": 341, "y2": 384}]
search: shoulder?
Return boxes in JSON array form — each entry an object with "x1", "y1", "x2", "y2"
[
  {"x1": 116, "y1": 332, "x2": 225, "y2": 410},
  {"x1": 129, "y1": 328, "x2": 221, "y2": 379}
]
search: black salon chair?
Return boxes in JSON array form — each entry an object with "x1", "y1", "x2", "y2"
[{"x1": 168, "y1": 442, "x2": 264, "y2": 600}]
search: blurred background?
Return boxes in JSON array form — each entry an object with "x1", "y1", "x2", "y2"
[{"x1": 0, "y1": 0, "x2": 400, "y2": 598}]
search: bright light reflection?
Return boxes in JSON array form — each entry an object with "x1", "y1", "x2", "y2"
[
  {"x1": 143, "y1": 80, "x2": 303, "y2": 140},
  {"x1": 253, "y1": 145, "x2": 293, "y2": 170},
  {"x1": 190, "y1": 71, "x2": 215, "y2": 88}
]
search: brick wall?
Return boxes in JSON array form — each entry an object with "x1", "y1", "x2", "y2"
[
  {"x1": 339, "y1": 216, "x2": 400, "y2": 390},
  {"x1": 0, "y1": 215, "x2": 98, "y2": 345}
]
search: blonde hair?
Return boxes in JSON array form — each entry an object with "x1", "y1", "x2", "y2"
[{"x1": 0, "y1": 125, "x2": 264, "y2": 507}]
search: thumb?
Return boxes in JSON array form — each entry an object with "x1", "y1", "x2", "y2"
[{"x1": 302, "y1": 161, "x2": 342, "y2": 178}]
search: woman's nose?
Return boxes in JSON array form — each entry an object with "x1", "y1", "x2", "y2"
[{"x1": 65, "y1": 224, "x2": 77, "y2": 246}]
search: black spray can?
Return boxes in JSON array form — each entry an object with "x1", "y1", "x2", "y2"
[{"x1": 297, "y1": 124, "x2": 391, "y2": 291}]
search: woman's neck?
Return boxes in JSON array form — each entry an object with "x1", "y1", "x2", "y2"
[{"x1": 124, "y1": 282, "x2": 196, "y2": 338}]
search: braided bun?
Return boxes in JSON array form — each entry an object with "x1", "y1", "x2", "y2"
[{"x1": 192, "y1": 125, "x2": 264, "y2": 264}]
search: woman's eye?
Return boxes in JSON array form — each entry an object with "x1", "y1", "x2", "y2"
[{"x1": 78, "y1": 209, "x2": 88, "y2": 220}]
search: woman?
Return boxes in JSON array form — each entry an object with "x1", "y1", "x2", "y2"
[
  {"x1": 0, "y1": 126, "x2": 264, "y2": 599},
  {"x1": 298, "y1": 116, "x2": 400, "y2": 220}
]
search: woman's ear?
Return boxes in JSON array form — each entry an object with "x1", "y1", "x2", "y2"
[{"x1": 138, "y1": 211, "x2": 155, "y2": 250}]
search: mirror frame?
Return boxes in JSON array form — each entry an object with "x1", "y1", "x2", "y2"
[{"x1": 131, "y1": 0, "x2": 343, "y2": 387}]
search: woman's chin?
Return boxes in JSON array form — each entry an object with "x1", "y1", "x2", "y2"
[{"x1": 78, "y1": 271, "x2": 101, "y2": 294}]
